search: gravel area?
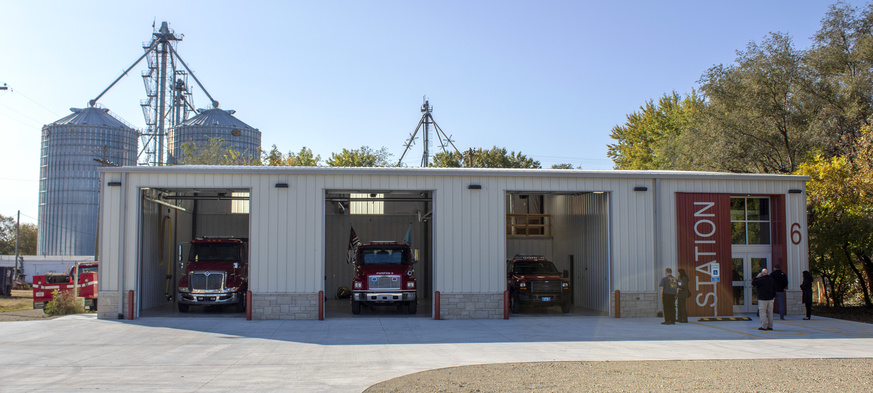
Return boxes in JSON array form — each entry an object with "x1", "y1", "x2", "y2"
[
  {"x1": 0, "y1": 308, "x2": 58, "y2": 322},
  {"x1": 365, "y1": 358, "x2": 873, "y2": 392}
]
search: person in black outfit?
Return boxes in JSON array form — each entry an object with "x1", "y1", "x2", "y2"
[
  {"x1": 771, "y1": 264, "x2": 788, "y2": 320},
  {"x1": 659, "y1": 268, "x2": 678, "y2": 325},
  {"x1": 752, "y1": 268, "x2": 777, "y2": 330},
  {"x1": 800, "y1": 270, "x2": 813, "y2": 320},
  {"x1": 676, "y1": 268, "x2": 691, "y2": 323}
]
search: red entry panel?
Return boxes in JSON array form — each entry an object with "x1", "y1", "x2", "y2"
[{"x1": 676, "y1": 193, "x2": 733, "y2": 317}]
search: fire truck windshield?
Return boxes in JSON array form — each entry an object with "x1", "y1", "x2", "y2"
[
  {"x1": 360, "y1": 248, "x2": 410, "y2": 265},
  {"x1": 513, "y1": 261, "x2": 559, "y2": 275},
  {"x1": 189, "y1": 244, "x2": 242, "y2": 262}
]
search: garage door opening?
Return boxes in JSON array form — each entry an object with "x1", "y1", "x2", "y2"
[
  {"x1": 505, "y1": 191, "x2": 610, "y2": 316},
  {"x1": 137, "y1": 187, "x2": 250, "y2": 318},
  {"x1": 324, "y1": 190, "x2": 434, "y2": 318}
]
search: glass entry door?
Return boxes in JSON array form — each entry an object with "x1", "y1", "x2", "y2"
[{"x1": 732, "y1": 252, "x2": 770, "y2": 314}]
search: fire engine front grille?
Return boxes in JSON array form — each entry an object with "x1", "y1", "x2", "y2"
[
  {"x1": 369, "y1": 275, "x2": 401, "y2": 290},
  {"x1": 190, "y1": 272, "x2": 225, "y2": 290},
  {"x1": 531, "y1": 280, "x2": 561, "y2": 293}
]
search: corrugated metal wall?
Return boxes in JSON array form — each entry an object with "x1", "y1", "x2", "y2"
[{"x1": 98, "y1": 168, "x2": 809, "y2": 317}]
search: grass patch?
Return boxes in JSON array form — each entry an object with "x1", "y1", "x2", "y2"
[{"x1": 0, "y1": 289, "x2": 35, "y2": 313}]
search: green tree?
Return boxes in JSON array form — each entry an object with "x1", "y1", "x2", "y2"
[
  {"x1": 806, "y1": 2, "x2": 873, "y2": 155},
  {"x1": 551, "y1": 163, "x2": 577, "y2": 169},
  {"x1": 264, "y1": 145, "x2": 321, "y2": 166},
  {"x1": 431, "y1": 151, "x2": 464, "y2": 168},
  {"x1": 327, "y1": 146, "x2": 391, "y2": 167},
  {"x1": 696, "y1": 32, "x2": 820, "y2": 173},
  {"x1": 607, "y1": 91, "x2": 702, "y2": 170},
  {"x1": 0, "y1": 215, "x2": 15, "y2": 254},
  {"x1": 432, "y1": 147, "x2": 541, "y2": 168},
  {"x1": 0, "y1": 216, "x2": 35, "y2": 255},
  {"x1": 178, "y1": 137, "x2": 262, "y2": 165}
]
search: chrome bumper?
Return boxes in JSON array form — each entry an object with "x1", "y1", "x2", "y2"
[
  {"x1": 353, "y1": 291, "x2": 416, "y2": 303},
  {"x1": 177, "y1": 292, "x2": 242, "y2": 305}
]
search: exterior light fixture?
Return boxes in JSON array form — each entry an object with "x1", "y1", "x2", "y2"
[
  {"x1": 468, "y1": 184, "x2": 482, "y2": 190},
  {"x1": 275, "y1": 183, "x2": 289, "y2": 189},
  {"x1": 633, "y1": 186, "x2": 648, "y2": 192},
  {"x1": 788, "y1": 189, "x2": 803, "y2": 194},
  {"x1": 107, "y1": 181, "x2": 122, "y2": 187}
]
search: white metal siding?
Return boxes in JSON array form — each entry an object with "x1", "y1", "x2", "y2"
[{"x1": 97, "y1": 167, "x2": 809, "y2": 317}]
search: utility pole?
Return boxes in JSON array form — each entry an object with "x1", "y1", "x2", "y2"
[{"x1": 14, "y1": 210, "x2": 20, "y2": 281}]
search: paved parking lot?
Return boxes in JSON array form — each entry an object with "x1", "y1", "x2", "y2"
[{"x1": 1, "y1": 312, "x2": 871, "y2": 392}]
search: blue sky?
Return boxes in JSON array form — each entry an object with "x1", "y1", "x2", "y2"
[{"x1": 0, "y1": 1, "x2": 862, "y2": 224}]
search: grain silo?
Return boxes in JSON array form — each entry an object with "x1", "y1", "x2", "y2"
[
  {"x1": 37, "y1": 107, "x2": 138, "y2": 256},
  {"x1": 167, "y1": 108, "x2": 261, "y2": 164}
]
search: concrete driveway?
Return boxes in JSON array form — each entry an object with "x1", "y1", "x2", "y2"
[{"x1": 1, "y1": 313, "x2": 871, "y2": 392}]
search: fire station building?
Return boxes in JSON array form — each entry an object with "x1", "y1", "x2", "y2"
[{"x1": 95, "y1": 166, "x2": 809, "y2": 320}]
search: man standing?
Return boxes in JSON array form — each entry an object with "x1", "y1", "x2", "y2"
[
  {"x1": 771, "y1": 264, "x2": 788, "y2": 320},
  {"x1": 659, "y1": 268, "x2": 678, "y2": 325},
  {"x1": 752, "y1": 268, "x2": 777, "y2": 331}
]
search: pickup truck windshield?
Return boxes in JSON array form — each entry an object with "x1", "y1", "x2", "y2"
[
  {"x1": 359, "y1": 248, "x2": 410, "y2": 265},
  {"x1": 512, "y1": 261, "x2": 559, "y2": 275},
  {"x1": 189, "y1": 244, "x2": 242, "y2": 262}
]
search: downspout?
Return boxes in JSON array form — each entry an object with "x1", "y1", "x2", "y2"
[
  {"x1": 653, "y1": 178, "x2": 661, "y2": 270},
  {"x1": 117, "y1": 172, "x2": 128, "y2": 319}
]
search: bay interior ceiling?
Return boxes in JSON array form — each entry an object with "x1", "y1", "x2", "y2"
[
  {"x1": 138, "y1": 187, "x2": 251, "y2": 315},
  {"x1": 324, "y1": 190, "x2": 433, "y2": 314},
  {"x1": 505, "y1": 191, "x2": 610, "y2": 313}
]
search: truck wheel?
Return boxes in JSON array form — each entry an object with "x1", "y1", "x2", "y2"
[
  {"x1": 351, "y1": 300, "x2": 361, "y2": 315},
  {"x1": 90, "y1": 299, "x2": 98, "y2": 312},
  {"x1": 510, "y1": 292, "x2": 521, "y2": 314},
  {"x1": 178, "y1": 303, "x2": 189, "y2": 313},
  {"x1": 561, "y1": 301, "x2": 571, "y2": 314},
  {"x1": 408, "y1": 301, "x2": 417, "y2": 314}
]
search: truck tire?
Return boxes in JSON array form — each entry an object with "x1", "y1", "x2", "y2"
[
  {"x1": 510, "y1": 292, "x2": 521, "y2": 314},
  {"x1": 561, "y1": 301, "x2": 571, "y2": 314},
  {"x1": 351, "y1": 300, "x2": 361, "y2": 315},
  {"x1": 178, "y1": 303, "x2": 189, "y2": 313},
  {"x1": 408, "y1": 301, "x2": 417, "y2": 314}
]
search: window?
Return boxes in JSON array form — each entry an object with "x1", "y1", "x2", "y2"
[
  {"x1": 350, "y1": 193, "x2": 384, "y2": 215},
  {"x1": 730, "y1": 197, "x2": 770, "y2": 245},
  {"x1": 231, "y1": 192, "x2": 249, "y2": 214}
]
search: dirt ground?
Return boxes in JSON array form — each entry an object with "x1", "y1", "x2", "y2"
[{"x1": 364, "y1": 358, "x2": 873, "y2": 392}]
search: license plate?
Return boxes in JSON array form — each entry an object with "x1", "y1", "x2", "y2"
[
  {"x1": 541, "y1": 297, "x2": 551, "y2": 301},
  {"x1": 198, "y1": 296, "x2": 216, "y2": 301}
]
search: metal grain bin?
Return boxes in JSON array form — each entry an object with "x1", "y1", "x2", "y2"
[
  {"x1": 167, "y1": 109, "x2": 261, "y2": 164},
  {"x1": 37, "y1": 107, "x2": 138, "y2": 256}
]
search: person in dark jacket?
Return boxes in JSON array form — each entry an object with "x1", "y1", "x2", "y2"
[
  {"x1": 800, "y1": 270, "x2": 813, "y2": 320},
  {"x1": 659, "y1": 268, "x2": 678, "y2": 325},
  {"x1": 676, "y1": 269, "x2": 691, "y2": 323},
  {"x1": 752, "y1": 268, "x2": 776, "y2": 330},
  {"x1": 771, "y1": 264, "x2": 788, "y2": 320}
]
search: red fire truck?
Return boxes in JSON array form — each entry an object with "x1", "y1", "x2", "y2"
[
  {"x1": 32, "y1": 262, "x2": 99, "y2": 311},
  {"x1": 176, "y1": 237, "x2": 248, "y2": 313},
  {"x1": 351, "y1": 241, "x2": 417, "y2": 314}
]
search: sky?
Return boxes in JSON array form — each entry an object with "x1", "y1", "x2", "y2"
[{"x1": 0, "y1": 0, "x2": 864, "y2": 224}]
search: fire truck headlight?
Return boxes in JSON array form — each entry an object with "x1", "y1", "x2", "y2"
[
  {"x1": 519, "y1": 282, "x2": 527, "y2": 289},
  {"x1": 226, "y1": 287, "x2": 240, "y2": 293},
  {"x1": 178, "y1": 287, "x2": 190, "y2": 293},
  {"x1": 406, "y1": 281, "x2": 415, "y2": 289},
  {"x1": 353, "y1": 281, "x2": 362, "y2": 290},
  {"x1": 562, "y1": 282, "x2": 569, "y2": 289}
]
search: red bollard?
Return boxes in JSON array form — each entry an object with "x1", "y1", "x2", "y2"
[
  {"x1": 127, "y1": 290, "x2": 135, "y2": 320},
  {"x1": 318, "y1": 290, "x2": 324, "y2": 321},
  {"x1": 246, "y1": 290, "x2": 252, "y2": 321},
  {"x1": 504, "y1": 290, "x2": 509, "y2": 319},
  {"x1": 434, "y1": 291, "x2": 440, "y2": 320},
  {"x1": 614, "y1": 289, "x2": 621, "y2": 318}
]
